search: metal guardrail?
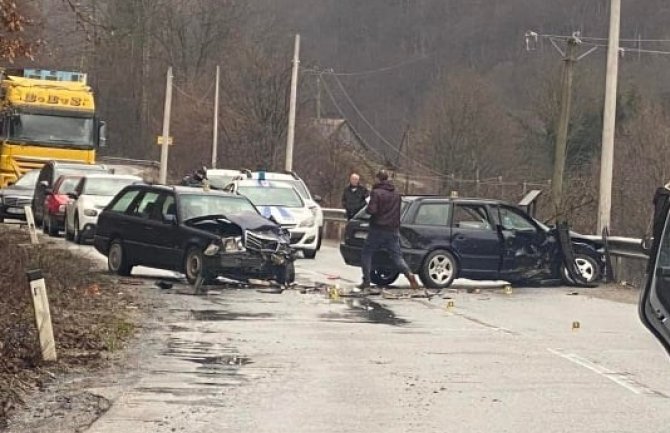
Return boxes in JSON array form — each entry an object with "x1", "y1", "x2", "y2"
[{"x1": 322, "y1": 208, "x2": 347, "y2": 223}]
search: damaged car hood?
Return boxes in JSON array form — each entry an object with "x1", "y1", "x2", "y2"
[{"x1": 225, "y1": 211, "x2": 281, "y2": 231}]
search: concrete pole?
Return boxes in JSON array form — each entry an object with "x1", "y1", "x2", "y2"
[
  {"x1": 211, "y1": 65, "x2": 220, "y2": 168},
  {"x1": 159, "y1": 67, "x2": 173, "y2": 185},
  {"x1": 285, "y1": 34, "x2": 300, "y2": 172},
  {"x1": 597, "y1": 0, "x2": 621, "y2": 234},
  {"x1": 551, "y1": 38, "x2": 578, "y2": 219}
]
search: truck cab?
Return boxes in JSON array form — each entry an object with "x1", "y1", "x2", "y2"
[{"x1": 0, "y1": 68, "x2": 106, "y2": 187}]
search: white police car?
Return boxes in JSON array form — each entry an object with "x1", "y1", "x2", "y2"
[{"x1": 224, "y1": 178, "x2": 320, "y2": 259}]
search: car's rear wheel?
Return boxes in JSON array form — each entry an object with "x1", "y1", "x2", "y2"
[
  {"x1": 108, "y1": 239, "x2": 133, "y2": 276},
  {"x1": 561, "y1": 254, "x2": 601, "y2": 285},
  {"x1": 64, "y1": 213, "x2": 74, "y2": 241},
  {"x1": 370, "y1": 267, "x2": 399, "y2": 286},
  {"x1": 73, "y1": 215, "x2": 82, "y2": 244},
  {"x1": 420, "y1": 249, "x2": 458, "y2": 289},
  {"x1": 44, "y1": 214, "x2": 58, "y2": 236},
  {"x1": 185, "y1": 247, "x2": 205, "y2": 285},
  {"x1": 276, "y1": 262, "x2": 296, "y2": 285}
]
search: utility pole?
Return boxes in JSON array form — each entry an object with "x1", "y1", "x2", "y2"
[
  {"x1": 597, "y1": 0, "x2": 621, "y2": 234},
  {"x1": 211, "y1": 65, "x2": 220, "y2": 168},
  {"x1": 316, "y1": 74, "x2": 321, "y2": 120},
  {"x1": 552, "y1": 37, "x2": 579, "y2": 217},
  {"x1": 285, "y1": 34, "x2": 300, "y2": 172},
  {"x1": 159, "y1": 67, "x2": 173, "y2": 185}
]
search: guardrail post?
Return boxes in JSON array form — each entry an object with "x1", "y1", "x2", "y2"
[
  {"x1": 24, "y1": 205, "x2": 39, "y2": 245},
  {"x1": 26, "y1": 270, "x2": 57, "y2": 362}
]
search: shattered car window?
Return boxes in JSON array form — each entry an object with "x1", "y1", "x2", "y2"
[
  {"x1": 453, "y1": 204, "x2": 492, "y2": 230},
  {"x1": 499, "y1": 207, "x2": 536, "y2": 231},
  {"x1": 238, "y1": 186, "x2": 303, "y2": 208},
  {"x1": 180, "y1": 194, "x2": 257, "y2": 221}
]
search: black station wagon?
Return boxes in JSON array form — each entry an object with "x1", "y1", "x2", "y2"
[
  {"x1": 94, "y1": 185, "x2": 297, "y2": 285},
  {"x1": 340, "y1": 197, "x2": 605, "y2": 289}
]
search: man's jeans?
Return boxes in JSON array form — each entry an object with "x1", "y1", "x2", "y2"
[{"x1": 361, "y1": 227, "x2": 411, "y2": 284}]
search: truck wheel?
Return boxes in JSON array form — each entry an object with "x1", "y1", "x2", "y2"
[
  {"x1": 419, "y1": 249, "x2": 458, "y2": 289},
  {"x1": 370, "y1": 267, "x2": 399, "y2": 287},
  {"x1": 108, "y1": 239, "x2": 133, "y2": 276}
]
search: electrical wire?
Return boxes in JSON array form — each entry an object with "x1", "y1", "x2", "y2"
[
  {"x1": 319, "y1": 78, "x2": 389, "y2": 164},
  {"x1": 173, "y1": 80, "x2": 216, "y2": 105},
  {"x1": 327, "y1": 73, "x2": 446, "y2": 176},
  {"x1": 533, "y1": 32, "x2": 670, "y2": 56},
  {"x1": 326, "y1": 55, "x2": 433, "y2": 77},
  {"x1": 538, "y1": 33, "x2": 670, "y2": 43}
]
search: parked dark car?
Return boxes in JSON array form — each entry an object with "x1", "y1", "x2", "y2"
[
  {"x1": 0, "y1": 169, "x2": 39, "y2": 222},
  {"x1": 32, "y1": 161, "x2": 110, "y2": 225},
  {"x1": 340, "y1": 196, "x2": 605, "y2": 289},
  {"x1": 94, "y1": 185, "x2": 298, "y2": 285}
]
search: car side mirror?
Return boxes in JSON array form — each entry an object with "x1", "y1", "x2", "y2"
[
  {"x1": 164, "y1": 214, "x2": 177, "y2": 225},
  {"x1": 313, "y1": 195, "x2": 323, "y2": 204}
]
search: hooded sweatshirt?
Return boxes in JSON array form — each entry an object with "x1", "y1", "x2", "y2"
[{"x1": 367, "y1": 180, "x2": 401, "y2": 231}]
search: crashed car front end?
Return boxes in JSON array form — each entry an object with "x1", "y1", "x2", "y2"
[{"x1": 190, "y1": 213, "x2": 298, "y2": 282}]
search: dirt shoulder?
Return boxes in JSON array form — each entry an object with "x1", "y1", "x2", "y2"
[{"x1": 0, "y1": 226, "x2": 141, "y2": 431}]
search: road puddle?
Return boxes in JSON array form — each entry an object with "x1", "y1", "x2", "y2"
[{"x1": 320, "y1": 298, "x2": 409, "y2": 326}]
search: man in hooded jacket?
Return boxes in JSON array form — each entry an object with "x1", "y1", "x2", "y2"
[{"x1": 357, "y1": 170, "x2": 420, "y2": 292}]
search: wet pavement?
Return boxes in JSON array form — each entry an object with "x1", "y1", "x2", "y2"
[{"x1": 9, "y1": 239, "x2": 670, "y2": 432}]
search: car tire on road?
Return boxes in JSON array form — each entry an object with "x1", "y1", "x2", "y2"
[
  {"x1": 276, "y1": 262, "x2": 296, "y2": 285},
  {"x1": 370, "y1": 267, "x2": 399, "y2": 287},
  {"x1": 73, "y1": 215, "x2": 82, "y2": 244},
  {"x1": 185, "y1": 247, "x2": 205, "y2": 285},
  {"x1": 419, "y1": 249, "x2": 458, "y2": 289},
  {"x1": 64, "y1": 213, "x2": 74, "y2": 241},
  {"x1": 108, "y1": 239, "x2": 133, "y2": 276},
  {"x1": 303, "y1": 249, "x2": 317, "y2": 259},
  {"x1": 44, "y1": 215, "x2": 58, "y2": 236},
  {"x1": 316, "y1": 227, "x2": 323, "y2": 251},
  {"x1": 561, "y1": 253, "x2": 601, "y2": 285}
]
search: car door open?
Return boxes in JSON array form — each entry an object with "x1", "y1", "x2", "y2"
[{"x1": 640, "y1": 187, "x2": 670, "y2": 355}]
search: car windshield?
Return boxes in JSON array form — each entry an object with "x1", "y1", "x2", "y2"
[
  {"x1": 268, "y1": 179, "x2": 311, "y2": 200},
  {"x1": 12, "y1": 170, "x2": 39, "y2": 188},
  {"x1": 10, "y1": 114, "x2": 95, "y2": 148},
  {"x1": 83, "y1": 178, "x2": 139, "y2": 196},
  {"x1": 56, "y1": 177, "x2": 81, "y2": 195},
  {"x1": 238, "y1": 186, "x2": 303, "y2": 208},
  {"x1": 179, "y1": 194, "x2": 258, "y2": 221}
]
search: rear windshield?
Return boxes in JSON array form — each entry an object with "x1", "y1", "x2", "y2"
[
  {"x1": 83, "y1": 178, "x2": 140, "y2": 196},
  {"x1": 238, "y1": 186, "x2": 303, "y2": 208},
  {"x1": 353, "y1": 199, "x2": 410, "y2": 220}
]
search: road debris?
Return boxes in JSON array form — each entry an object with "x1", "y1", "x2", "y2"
[
  {"x1": 155, "y1": 281, "x2": 174, "y2": 290},
  {"x1": 572, "y1": 321, "x2": 581, "y2": 330}
]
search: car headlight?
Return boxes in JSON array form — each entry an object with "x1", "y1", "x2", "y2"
[
  {"x1": 299, "y1": 216, "x2": 316, "y2": 227},
  {"x1": 222, "y1": 236, "x2": 245, "y2": 253},
  {"x1": 84, "y1": 209, "x2": 98, "y2": 217},
  {"x1": 204, "y1": 242, "x2": 221, "y2": 256}
]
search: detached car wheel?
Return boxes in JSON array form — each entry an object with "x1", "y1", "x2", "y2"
[
  {"x1": 561, "y1": 254, "x2": 601, "y2": 285},
  {"x1": 370, "y1": 267, "x2": 400, "y2": 286},
  {"x1": 276, "y1": 262, "x2": 296, "y2": 285},
  {"x1": 108, "y1": 239, "x2": 133, "y2": 276},
  {"x1": 420, "y1": 249, "x2": 458, "y2": 289},
  {"x1": 185, "y1": 247, "x2": 205, "y2": 285}
]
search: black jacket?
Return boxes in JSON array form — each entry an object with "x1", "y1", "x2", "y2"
[
  {"x1": 367, "y1": 180, "x2": 401, "y2": 231},
  {"x1": 342, "y1": 184, "x2": 369, "y2": 219}
]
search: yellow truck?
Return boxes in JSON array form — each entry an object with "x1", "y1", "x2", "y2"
[{"x1": 0, "y1": 68, "x2": 106, "y2": 187}]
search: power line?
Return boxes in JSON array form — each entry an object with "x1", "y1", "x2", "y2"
[
  {"x1": 319, "y1": 78, "x2": 389, "y2": 163},
  {"x1": 327, "y1": 73, "x2": 445, "y2": 176},
  {"x1": 537, "y1": 33, "x2": 670, "y2": 43},
  {"x1": 173, "y1": 80, "x2": 216, "y2": 105},
  {"x1": 530, "y1": 32, "x2": 670, "y2": 56}
]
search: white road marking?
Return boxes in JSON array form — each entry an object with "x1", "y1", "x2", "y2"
[{"x1": 548, "y1": 348, "x2": 666, "y2": 397}]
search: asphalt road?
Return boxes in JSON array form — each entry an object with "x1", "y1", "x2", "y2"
[{"x1": 15, "y1": 232, "x2": 670, "y2": 432}]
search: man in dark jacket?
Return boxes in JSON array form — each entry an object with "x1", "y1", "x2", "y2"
[
  {"x1": 357, "y1": 170, "x2": 420, "y2": 292},
  {"x1": 342, "y1": 173, "x2": 369, "y2": 220}
]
